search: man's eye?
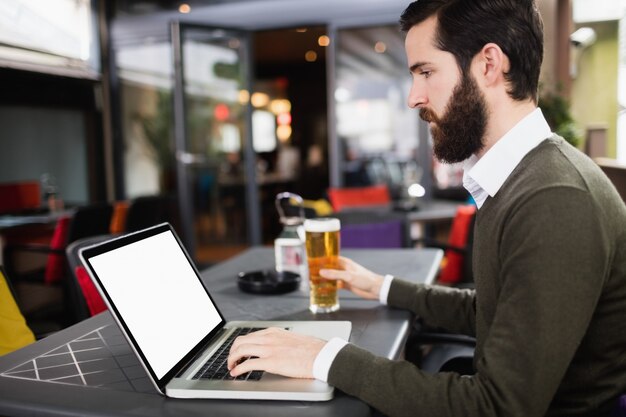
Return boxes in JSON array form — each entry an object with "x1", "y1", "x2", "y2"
[{"x1": 420, "y1": 71, "x2": 432, "y2": 78}]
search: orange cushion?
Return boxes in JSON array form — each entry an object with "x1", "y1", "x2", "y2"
[
  {"x1": 110, "y1": 201, "x2": 129, "y2": 234},
  {"x1": 74, "y1": 266, "x2": 107, "y2": 316}
]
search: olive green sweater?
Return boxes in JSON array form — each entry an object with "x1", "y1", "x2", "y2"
[{"x1": 328, "y1": 136, "x2": 626, "y2": 417}]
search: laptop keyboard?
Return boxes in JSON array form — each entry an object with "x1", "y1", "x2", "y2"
[{"x1": 192, "y1": 327, "x2": 265, "y2": 381}]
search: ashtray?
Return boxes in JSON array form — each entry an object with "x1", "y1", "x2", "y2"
[{"x1": 237, "y1": 269, "x2": 301, "y2": 295}]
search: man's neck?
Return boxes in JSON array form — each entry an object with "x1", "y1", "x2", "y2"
[{"x1": 476, "y1": 99, "x2": 537, "y2": 159}]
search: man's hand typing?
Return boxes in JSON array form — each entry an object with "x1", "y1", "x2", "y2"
[{"x1": 227, "y1": 328, "x2": 326, "y2": 379}]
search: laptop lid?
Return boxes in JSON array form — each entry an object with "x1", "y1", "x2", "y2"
[{"x1": 79, "y1": 223, "x2": 226, "y2": 394}]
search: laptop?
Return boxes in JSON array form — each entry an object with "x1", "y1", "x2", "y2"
[{"x1": 79, "y1": 222, "x2": 351, "y2": 401}]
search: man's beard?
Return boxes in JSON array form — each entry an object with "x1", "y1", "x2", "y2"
[{"x1": 419, "y1": 73, "x2": 487, "y2": 164}]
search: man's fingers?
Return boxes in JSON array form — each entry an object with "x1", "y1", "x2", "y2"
[
  {"x1": 229, "y1": 357, "x2": 268, "y2": 377},
  {"x1": 228, "y1": 342, "x2": 269, "y2": 369},
  {"x1": 319, "y1": 268, "x2": 352, "y2": 281},
  {"x1": 228, "y1": 328, "x2": 287, "y2": 370}
]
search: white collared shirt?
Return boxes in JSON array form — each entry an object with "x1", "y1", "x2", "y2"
[
  {"x1": 463, "y1": 107, "x2": 552, "y2": 208},
  {"x1": 312, "y1": 107, "x2": 553, "y2": 382}
]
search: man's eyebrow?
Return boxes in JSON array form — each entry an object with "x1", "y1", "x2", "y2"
[{"x1": 408, "y1": 62, "x2": 429, "y2": 73}]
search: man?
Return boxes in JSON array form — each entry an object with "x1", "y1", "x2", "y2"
[{"x1": 228, "y1": 1, "x2": 626, "y2": 415}]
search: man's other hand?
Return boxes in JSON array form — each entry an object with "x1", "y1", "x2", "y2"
[{"x1": 320, "y1": 256, "x2": 384, "y2": 300}]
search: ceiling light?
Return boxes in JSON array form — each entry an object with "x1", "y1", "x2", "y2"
[
  {"x1": 178, "y1": 3, "x2": 191, "y2": 13},
  {"x1": 408, "y1": 183, "x2": 426, "y2": 198},
  {"x1": 276, "y1": 125, "x2": 292, "y2": 142},
  {"x1": 374, "y1": 41, "x2": 387, "y2": 53},
  {"x1": 305, "y1": 50, "x2": 317, "y2": 62},
  {"x1": 335, "y1": 88, "x2": 351, "y2": 102},
  {"x1": 318, "y1": 35, "x2": 330, "y2": 47},
  {"x1": 251, "y1": 92, "x2": 270, "y2": 108},
  {"x1": 270, "y1": 99, "x2": 292, "y2": 114},
  {"x1": 238, "y1": 90, "x2": 250, "y2": 104}
]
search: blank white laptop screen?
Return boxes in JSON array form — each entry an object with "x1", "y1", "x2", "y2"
[{"x1": 88, "y1": 230, "x2": 221, "y2": 379}]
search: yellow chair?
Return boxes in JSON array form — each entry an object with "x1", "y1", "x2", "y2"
[
  {"x1": 302, "y1": 199, "x2": 334, "y2": 217},
  {"x1": 0, "y1": 266, "x2": 35, "y2": 355}
]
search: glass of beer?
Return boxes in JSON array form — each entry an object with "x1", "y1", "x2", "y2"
[{"x1": 304, "y1": 218, "x2": 341, "y2": 313}]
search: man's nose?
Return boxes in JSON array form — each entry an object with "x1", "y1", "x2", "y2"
[{"x1": 407, "y1": 82, "x2": 427, "y2": 109}]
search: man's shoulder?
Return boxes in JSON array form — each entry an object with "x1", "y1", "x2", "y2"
[
  {"x1": 507, "y1": 135, "x2": 604, "y2": 194},
  {"x1": 494, "y1": 134, "x2": 625, "y2": 222}
]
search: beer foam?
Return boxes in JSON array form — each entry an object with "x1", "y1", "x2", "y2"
[{"x1": 304, "y1": 218, "x2": 340, "y2": 232}]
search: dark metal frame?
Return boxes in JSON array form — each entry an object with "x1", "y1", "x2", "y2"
[{"x1": 171, "y1": 22, "x2": 261, "y2": 254}]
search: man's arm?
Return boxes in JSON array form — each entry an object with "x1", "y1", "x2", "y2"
[
  {"x1": 320, "y1": 257, "x2": 477, "y2": 336},
  {"x1": 229, "y1": 187, "x2": 610, "y2": 417},
  {"x1": 388, "y1": 279, "x2": 476, "y2": 336},
  {"x1": 327, "y1": 187, "x2": 609, "y2": 417}
]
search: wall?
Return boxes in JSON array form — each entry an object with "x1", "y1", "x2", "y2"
[
  {"x1": 538, "y1": 0, "x2": 558, "y2": 89},
  {"x1": 0, "y1": 106, "x2": 88, "y2": 204},
  {"x1": 570, "y1": 21, "x2": 619, "y2": 157}
]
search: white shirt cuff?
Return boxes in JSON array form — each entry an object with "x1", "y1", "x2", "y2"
[
  {"x1": 379, "y1": 274, "x2": 395, "y2": 305},
  {"x1": 312, "y1": 337, "x2": 349, "y2": 382}
]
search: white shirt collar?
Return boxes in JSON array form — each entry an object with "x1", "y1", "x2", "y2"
[{"x1": 463, "y1": 107, "x2": 552, "y2": 209}]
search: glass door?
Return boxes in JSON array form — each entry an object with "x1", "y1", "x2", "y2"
[{"x1": 171, "y1": 23, "x2": 261, "y2": 262}]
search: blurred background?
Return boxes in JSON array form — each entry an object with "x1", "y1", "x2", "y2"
[{"x1": 0, "y1": 0, "x2": 625, "y2": 264}]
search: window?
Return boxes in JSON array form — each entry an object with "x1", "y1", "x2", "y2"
[{"x1": 0, "y1": 0, "x2": 99, "y2": 78}]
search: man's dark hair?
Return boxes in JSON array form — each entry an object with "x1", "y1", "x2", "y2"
[{"x1": 400, "y1": 0, "x2": 544, "y2": 103}]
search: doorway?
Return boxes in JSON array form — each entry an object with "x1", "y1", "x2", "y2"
[{"x1": 251, "y1": 26, "x2": 330, "y2": 243}]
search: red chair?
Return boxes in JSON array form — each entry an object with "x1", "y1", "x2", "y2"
[
  {"x1": 435, "y1": 204, "x2": 476, "y2": 285},
  {"x1": 6, "y1": 203, "x2": 113, "y2": 325},
  {"x1": 0, "y1": 181, "x2": 41, "y2": 214},
  {"x1": 44, "y1": 216, "x2": 72, "y2": 284},
  {"x1": 416, "y1": 204, "x2": 477, "y2": 286},
  {"x1": 65, "y1": 235, "x2": 113, "y2": 321},
  {"x1": 5, "y1": 215, "x2": 71, "y2": 285},
  {"x1": 327, "y1": 185, "x2": 391, "y2": 212},
  {"x1": 4, "y1": 217, "x2": 69, "y2": 332},
  {"x1": 73, "y1": 266, "x2": 107, "y2": 317}
]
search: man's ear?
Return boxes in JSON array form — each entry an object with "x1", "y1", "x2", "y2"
[{"x1": 474, "y1": 43, "x2": 509, "y2": 87}]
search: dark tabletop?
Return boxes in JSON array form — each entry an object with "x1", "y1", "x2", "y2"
[{"x1": 0, "y1": 247, "x2": 442, "y2": 417}]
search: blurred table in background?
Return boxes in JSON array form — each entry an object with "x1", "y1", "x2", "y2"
[
  {"x1": 336, "y1": 198, "x2": 462, "y2": 243},
  {"x1": 0, "y1": 210, "x2": 73, "y2": 266}
]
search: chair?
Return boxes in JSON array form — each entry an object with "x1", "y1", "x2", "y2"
[
  {"x1": 327, "y1": 184, "x2": 391, "y2": 212},
  {"x1": 417, "y1": 204, "x2": 477, "y2": 286},
  {"x1": 66, "y1": 203, "x2": 114, "y2": 243},
  {"x1": 6, "y1": 203, "x2": 113, "y2": 284},
  {"x1": 302, "y1": 199, "x2": 333, "y2": 217},
  {"x1": 0, "y1": 266, "x2": 36, "y2": 354},
  {"x1": 124, "y1": 195, "x2": 179, "y2": 232},
  {"x1": 5, "y1": 203, "x2": 113, "y2": 326},
  {"x1": 109, "y1": 201, "x2": 130, "y2": 234},
  {"x1": 65, "y1": 235, "x2": 112, "y2": 322},
  {"x1": 405, "y1": 205, "x2": 478, "y2": 375},
  {"x1": 341, "y1": 220, "x2": 408, "y2": 249},
  {"x1": 5, "y1": 216, "x2": 69, "y2": 331},
  {"x1": 0, "y1": 181, "x2": 41, "y2": 214},
  {"x1": 405, "y1": 320, "x2": 476, "y2": 375},
  {"x1": 334, "y1": 208, "x2": 410, "y2": 249},
  {"x1": 595, "y1": 157, "x2": 626, "y2": 204}
]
